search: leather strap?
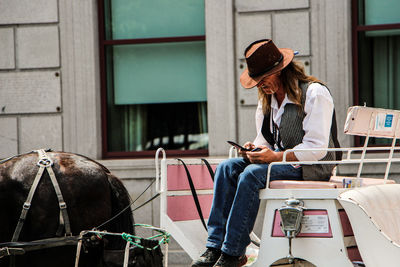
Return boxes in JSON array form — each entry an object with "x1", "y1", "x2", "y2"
[
  {"x1": 175, "y1": 159, "x2": 262, "y2": 248},
  {"x1": 36, "y1": 149, "x2": 72, "y2": 236},
  {"x1": 46, "y1": 163, "x2": 72, "y2": 236},
  {"x1": 0, "y1": 247, "x2": 24, "y2": 258},
  {"x1": 1, "y1": 236, "x2": 79, "y2": 254},
  {"x1": 11, "y1": 163, "x2": 46, "y2": 242},
  {"x1": 11, "y1": 149, "x2": 72, "y2": 244},
  {"x1": 331, "y1": 110, "x2": 343, "y2": 160},
  {"x1": 200, "y1": 158, "x2": 215, "y2": 182},
  {"x1": 177, "y1": 159, "x2": 207, "y2": 231}
]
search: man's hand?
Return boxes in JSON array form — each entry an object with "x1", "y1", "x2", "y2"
[
  {"x1": 239, "y1": 142, "x2": 255, "y2": 159},
  {"x1": 246, "y1": 146, "x2": 298, "y2": 164},
  {"x1": 246, "y1": 146, "x2": 280, "y2": 164}
]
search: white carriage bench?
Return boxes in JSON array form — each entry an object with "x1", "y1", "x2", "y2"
[{"x1": 156, "y1": 106, "x2": 400, "y2": 267}]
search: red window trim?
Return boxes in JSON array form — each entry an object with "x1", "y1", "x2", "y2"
[
  {"x1": 356, "y1": 23, "x2": 400, "y2": 31},
  {"x1": 102, "y1": 36, "x2": 205, "y2": 46},
  {"x1": 351, "y1": 0, "x2": 400, "y2": 147},
  {"x1": 97, "y1": 0, "x2": 208, "y2": 159}
]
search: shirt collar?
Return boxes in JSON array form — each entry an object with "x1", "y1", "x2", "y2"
[{"x1": 271, "y1": 93, "x2": 294, "y2": 111}]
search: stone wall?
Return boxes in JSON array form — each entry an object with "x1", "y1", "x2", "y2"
[
  {"x1": 234, "y1": 0, "x2": 354, "y2": 149},
  {"x1": 2, "y1": 0, "x2": 397, "y2": 266},
  {"x1": 0, "y1": 0, "x2": 102, "y2": 160},
  {"x1": 0, "y1": 0, "x2": 62, "y2": 158}
]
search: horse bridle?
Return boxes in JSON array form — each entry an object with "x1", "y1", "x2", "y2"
[{"x1": 11, "y1": 149, "x2": 72, "y2": 242}]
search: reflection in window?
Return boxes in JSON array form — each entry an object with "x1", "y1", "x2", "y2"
[
  {"x1": 100, "y1": 0, "x2": 208, "y2": 156},
  {"x1": 354, "y1": 0, "x2": 400, "y2": 145}
]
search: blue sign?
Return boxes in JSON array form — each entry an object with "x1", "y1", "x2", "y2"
[{"x1": 385, "y1": 114, "x2": 393, "y2": 128}]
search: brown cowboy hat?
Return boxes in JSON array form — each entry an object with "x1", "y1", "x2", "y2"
[{"x1": 240, "y1": 39, "x2": 294, "y2": 89}]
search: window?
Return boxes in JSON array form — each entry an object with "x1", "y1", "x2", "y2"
[
  {"x1": 98, "y1": 0, "x2": 208, "y2": 158},
  {"x1": 352, "y1": 0, "x2": 400, "y2": 145}
]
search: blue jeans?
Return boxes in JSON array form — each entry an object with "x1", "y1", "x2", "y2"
[{"x1": 205, "y1": 157, "x2": 302, "y2": 256}]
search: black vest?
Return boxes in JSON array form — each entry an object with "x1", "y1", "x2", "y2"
[{"x1": 261, "y1": 82, "x2": 341, "y2": 181}]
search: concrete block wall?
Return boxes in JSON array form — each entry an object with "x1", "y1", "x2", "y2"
[
  {"x1": 3, "y1": 0, "x2": 397, "y2": 266},
  {"x1": 0, "y1": 0, "x2": 62, "y2": 158},
  {"x1": 234, "y1": 0, "x2": 349, "y2": 146}
]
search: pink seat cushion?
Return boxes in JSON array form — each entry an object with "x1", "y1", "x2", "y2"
[{"x1": 269, "y1": 180, "x2": 337, "y2": 189}]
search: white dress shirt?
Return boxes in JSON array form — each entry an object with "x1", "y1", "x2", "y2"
[{"x1": 253, "y1": 82, "x2": 334, "y2": 161}]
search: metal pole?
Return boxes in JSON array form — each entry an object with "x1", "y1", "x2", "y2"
[
  {"x1": 356, "y1": 112, "x2": 375, "y2": 182},
  {"x1": 123, "y1": 241, "x2": 130, "y2": 267},
  {"x1": 383, "y1": 115, "x2": 400, "y2": 182}
]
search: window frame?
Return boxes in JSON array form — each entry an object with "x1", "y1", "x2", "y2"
[
  {"x1": 97, "y1": 0, "x2": 208, "y2": 159},
  {"x1": 351, "y1": 0, "x2": 400, "y2": 146}
]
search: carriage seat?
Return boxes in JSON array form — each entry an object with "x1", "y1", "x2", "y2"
[
  {"x1": 329, "y1": 176, "x2": 396, "y2": 188},
  {"x1": 268, "y1": 176, "x2": 395, "y2": 189},
  {"x1": 269, "y1": 180, "x2": 338, "y2": 189},
  {"x1": 338, "y1": 184, "x2": 400, "y2": 267}
]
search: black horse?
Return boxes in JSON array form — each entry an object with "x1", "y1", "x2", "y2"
[{"x1": 0, "y1": 151, "x2": 134, "y2": 267}]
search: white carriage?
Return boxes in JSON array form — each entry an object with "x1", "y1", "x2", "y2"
[{"x1": 155, "y1": 106, "x2": 400, "y2": 267}]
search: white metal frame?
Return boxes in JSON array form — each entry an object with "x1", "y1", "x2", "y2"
[
  {"x1": 155, "y1": 149, "x2": 224, "y2": 260},
  {"x1": 156, "y1": 147, "x2": 400, "y2": 265},
  {"x1": 156, "y1": 106, "x2": 400, "y2": 266},
  {"x1": 252, "y1": 107, "x2": 400, "y2": 266}
]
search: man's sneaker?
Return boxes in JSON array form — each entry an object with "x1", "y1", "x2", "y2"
[
  {"x1": 213, "y1": 252, "x2": 247, "y2": 267},
  {"x1": 191, "y1": 248, "x2": 222, "y2": 267}
]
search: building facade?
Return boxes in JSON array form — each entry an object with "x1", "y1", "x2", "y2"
[{"x1": 1, "y1": 0, "x2": 399, "y2": 264}]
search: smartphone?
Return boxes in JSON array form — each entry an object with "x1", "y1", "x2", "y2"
[
  {"x1": 227, "y1": 141, "x2": 262, "y2": 152},
  {"x1": 227, "y1": 141, "x2": 250, "y2": 151}
]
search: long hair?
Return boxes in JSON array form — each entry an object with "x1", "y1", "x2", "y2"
[{"x1": 258, "y1": 61, "x2": 324, "y2": 114}]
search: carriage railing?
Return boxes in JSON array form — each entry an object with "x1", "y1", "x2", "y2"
[
  {"x1": 156, "y1": 144, "x2": 400, "y2": 192},
  {"x1": 265, "y1": 106, "x2": 400, "y2": 188},
  {"x1": 155, "y1": 145, "x2": 400, "y2": 194},
  {"x1": 155, "y1": 148, "x2": 167, "y2": 194},
  {"x1": 265, "y1": 146, "x2": 400, "y2": 189}
]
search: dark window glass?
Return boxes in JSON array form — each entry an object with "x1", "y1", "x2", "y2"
[
  {"x1": 99, "y1": 0, "x2": 208, "y2": 157},
  {"x1": 353, "y1": 0, "x2": 400, "y2": 145}
]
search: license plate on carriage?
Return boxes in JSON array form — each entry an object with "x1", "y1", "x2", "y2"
[
  {"x1": 272, "y1": 210, "x2": 332, "y2": 237},
  {"x1": 300, "y1": 214, "x2": 329, "y2": 233}
]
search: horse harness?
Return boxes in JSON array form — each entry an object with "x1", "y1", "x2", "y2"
[
  {"x1": 0, "y1": 149, "x2": 74, "y2": 262},
  {"x1": 0, "y1": 150, "x2": 165, "y2": 267}
]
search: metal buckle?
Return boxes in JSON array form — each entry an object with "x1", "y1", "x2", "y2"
[
  {"x1": 23, "y1": 202, "x2": 31, "y2": 209},
  {"x1": 37, "y1": 158, "x2": 53, "y2": 167},
  {"x1": 59, "y1": 202, "x2": 67, "y2": 209},
  {"x1": 0, "y1": 247, "x2": 25, "y2": 256},
  {"x1": 0, "y1": 247, "x2": 10, "y2": 257}
]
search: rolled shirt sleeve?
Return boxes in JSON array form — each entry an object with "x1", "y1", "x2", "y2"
[{"x1": 293, "y1": 83, "x2": 334, "y2": 161}]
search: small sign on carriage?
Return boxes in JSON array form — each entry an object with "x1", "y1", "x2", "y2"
[
  {"x1": 342, "y1": 178, "x2": 363, "y2": 188},
  {"x1": 300, "y1": 215, "x2": 329, "y2": 234},
  {"x1": 375, "y1": 113, "x2": 394, "y2": 132}
]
